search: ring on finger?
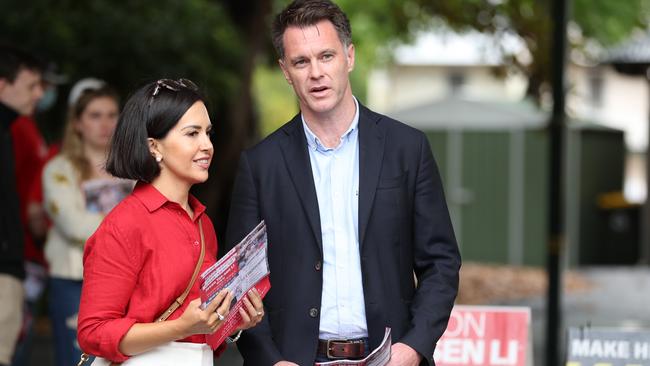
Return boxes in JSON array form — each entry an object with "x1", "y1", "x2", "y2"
[
  {"x1": 256, "y1": 311, "x2": 263, "y2": 316},
  {"x1": 216, "y1": 311, "x2": 225, "y2": 321}
]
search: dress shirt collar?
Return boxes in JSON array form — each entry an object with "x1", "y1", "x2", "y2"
[
  {"x1": 302, "y1": 96, "x2": 359, "y2": 153},
  {"x1": 132, "y1": 181, "x2": 206, "y2": 221}
]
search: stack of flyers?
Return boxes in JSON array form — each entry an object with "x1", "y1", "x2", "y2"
[{"x1": 199, "y1": 221, "x2": 271, "y2": 349}]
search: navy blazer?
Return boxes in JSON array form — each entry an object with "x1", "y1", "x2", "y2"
[{"x1": 226, "y1": 103, "x2": 461, "y2": 366}]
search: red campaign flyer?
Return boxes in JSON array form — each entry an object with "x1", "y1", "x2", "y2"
[{"x1": 199, "y1": 221, "x2": 271, "y2": 349}]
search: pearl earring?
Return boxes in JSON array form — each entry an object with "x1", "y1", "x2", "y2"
[{"x1": 156, "y1": 156, "x2": 162, "y2": 163}]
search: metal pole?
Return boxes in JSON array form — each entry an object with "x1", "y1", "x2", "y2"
[
  {"x1": 643, "y1": 75, "x2": 650, "y2": 264},
  {"x1": 546, "y1": 0, "x2": 568, "y2": 364}
]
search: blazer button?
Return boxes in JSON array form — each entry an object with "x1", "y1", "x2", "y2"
[
  {"x1": 309, "y1": 308, "x2": 319, "y2": 318},
  {"x1": 315, "y1": 261, "x2": 322, "y2": 271}
]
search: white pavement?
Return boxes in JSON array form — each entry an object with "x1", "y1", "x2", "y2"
[{"x1": 504, "y1": 266, "x2": 650, "y2": 365}]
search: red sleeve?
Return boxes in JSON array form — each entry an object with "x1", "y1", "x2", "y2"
[
  {"x1": 77, "y1": 219, "x2": 140, "y2": 362},
  {"x1": 11, "y1": 116, "x2": 48, "y2": 202},
  {"x1": 27, "y1": 143, "x2": 58, "y2": 205},
  {"x1": 27, "y1": 170, "x2": 43, "y2": 205}
]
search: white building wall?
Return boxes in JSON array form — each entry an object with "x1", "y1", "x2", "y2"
[
  {"x1": 568, "y1": 65, "x2": 648, "y2": 152},
  {"x1": 568, "y1": 64, "x2": 649, "y2": 201},
  {"x1": 367, "y1": 64, "x2": 527, "y2": 113}
]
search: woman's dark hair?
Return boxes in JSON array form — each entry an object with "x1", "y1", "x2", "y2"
[
  {"x1": 272, "y1": 0, "x2": 352, "y2": 59},
  {"x1": 106, "y1": 79, "x2": 204, "y2": 182}
]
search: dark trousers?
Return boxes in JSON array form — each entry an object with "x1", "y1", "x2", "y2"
[{"x1": 48, "y1": 278, "x2": 83, "y2": 366}]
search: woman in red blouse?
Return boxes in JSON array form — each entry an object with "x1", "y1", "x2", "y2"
[{"x1": 77, "y1": 79, "x2": 264, "y2": 365}]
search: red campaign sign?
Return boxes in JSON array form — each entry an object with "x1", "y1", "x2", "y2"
[{"x1": 434, "y1": 306, "x2": 531, "y2": 366}]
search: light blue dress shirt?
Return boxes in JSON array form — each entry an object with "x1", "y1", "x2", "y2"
[{"x1": 302, "y1": 97, "x2": 368, "y2": 340}]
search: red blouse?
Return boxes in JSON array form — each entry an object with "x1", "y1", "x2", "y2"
[{"x1": 77, "y1": 182, "x2": 225, "y2": 362}]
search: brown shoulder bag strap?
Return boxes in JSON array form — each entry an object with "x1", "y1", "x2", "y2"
[
  {"x1": 77, "y1": 218, "x2": 207, "y2": 365},
  {"x1": 156, "y1": 218, "x2": 206, "y2": 322}
]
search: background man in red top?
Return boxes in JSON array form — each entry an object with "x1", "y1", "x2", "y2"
[{"x1": 0, "y1": 43, "x2": 44, "y2": 366}]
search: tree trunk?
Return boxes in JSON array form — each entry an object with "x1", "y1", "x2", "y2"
[{"x1": 194, "y1": 0, "x2": 273, "y2": 251}]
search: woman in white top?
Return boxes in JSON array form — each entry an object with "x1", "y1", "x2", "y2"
[{"x1": 42, "y1": 79, "x2": 128, "y2": 366}]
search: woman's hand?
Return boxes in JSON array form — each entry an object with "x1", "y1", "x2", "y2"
[
  {"x1": 176, "y1": 289, "x2": 233, "y2": 338},
  {"x1": 236, "y1": 288, "x2": 264, "y2": 331},
  {"x1": 118, "y1": 290, "x2": 233, "y2": 356}
]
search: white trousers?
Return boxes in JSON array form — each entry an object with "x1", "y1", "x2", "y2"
[{"x1": 91, "y1": 342, "x2": 213, "y2": 366}]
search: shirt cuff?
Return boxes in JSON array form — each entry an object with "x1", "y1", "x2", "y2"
[{"x1": 97, "y1": 317, "x2": 138, "y2": 363}]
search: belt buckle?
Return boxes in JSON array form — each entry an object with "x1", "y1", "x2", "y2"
[{"x1": 326, "y1": 338, "x2": 349, "y2": 359}]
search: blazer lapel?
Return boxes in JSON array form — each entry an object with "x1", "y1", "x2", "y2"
[
  {"x1": 280, "y1": 117, "x2": 323, "y2": 251},
  {"x1": 358, "y1": 105, "x2": 385, "y2": 249}
]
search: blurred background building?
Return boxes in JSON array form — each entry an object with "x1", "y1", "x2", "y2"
[{"x1": 367, "y1": 29, "x2": 644, "y2": 267}]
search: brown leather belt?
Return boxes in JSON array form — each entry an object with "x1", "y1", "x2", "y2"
[{"x1": 317, "y1": 338, "x2": 366, "y2": 359}]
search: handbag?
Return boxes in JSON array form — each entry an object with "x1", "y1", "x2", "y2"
[{"x1": 76, "y1": 219, "x2": 206, "y2": 366}]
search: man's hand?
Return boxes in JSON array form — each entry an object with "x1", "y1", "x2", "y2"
[
  {"x1": 386, "y1": 342, "x2": 422, "y2": 366},
  {"x1": 273, "y1": 362, "x2": 299, "y2": 366}
]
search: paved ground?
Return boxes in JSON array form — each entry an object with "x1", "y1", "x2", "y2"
[
  {"x1": 24, "y1": 266, "x2": 650, "y2": 365},
  {"x1": 503, "y1": 266, "x2": 650, "y2": 365}
]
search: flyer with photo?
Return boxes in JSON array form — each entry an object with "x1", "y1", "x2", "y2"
[
  {"x1": 199, "y1": 220, "x2": 271, "y2": 349},
  {"x1": 81, "y1": 178, "x2": 133, "y2": 214}
]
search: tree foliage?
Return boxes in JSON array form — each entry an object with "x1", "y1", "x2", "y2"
[
  {"x1": 2, "y1": 0, "x2": 243, "y2": 106},
  {"x1": 415, "y1": 0, "x2": 650, "y2": 99},
  {"x1": 1, "y1": 0, "x2": 252, "y2": 242},
  {"x1": 2, "y1": 0, "x2": 648, "y2": 241},
  {"x1": 269, "y1": 0, "x2": 650, "y2": 104}
]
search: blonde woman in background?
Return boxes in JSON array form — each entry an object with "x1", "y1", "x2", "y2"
[{"x1": 42, "y1": 79, "x2": 131, "y2": 366}]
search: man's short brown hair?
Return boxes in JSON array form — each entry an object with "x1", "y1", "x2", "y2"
[
  {"x1": 272, "y1": 0, "x2": 352, "y2": 59},
  {"x1": 0, "y1": 43, "x2": 44, "y2": 83}
]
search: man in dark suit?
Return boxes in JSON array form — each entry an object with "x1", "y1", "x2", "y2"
[{"x1": 226, "y1": 1, "x2": 461, "y2": 365}]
